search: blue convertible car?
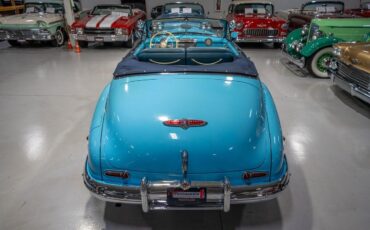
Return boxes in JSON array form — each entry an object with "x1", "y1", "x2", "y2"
[{"x1": 83, "y1": 16, "x2": 289, "y2": 212}]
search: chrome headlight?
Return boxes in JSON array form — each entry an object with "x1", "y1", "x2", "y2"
[
  {"x1": 115, "y1": 28, "x2": 128, "y2": 35},
  {"x1": 37, "y1": 20, "x2": 47, "y2": 28},
  {"x1": 115, "y1": 28, "x2": 123, "y2": 35},
  {"x1": 76, "y1": 27, "x2": 84, "y2": 35},
  {"x1": 236, "y1": 22, "x2": 244, "y2": 30},
  {"x1": 295, "y1": 43, "x2": 304, "y2": 52},
  {"x1": 328, "y1": 58, "x2": 338, "y2": 70},
  {"x1": 333, "y1": 47, "x2": 341, "y2": 57},
  {"x1": 229, "y1": 20, "x2": 236, "y2": 31},
  {"x1": 281, "y1": 23, "x2": 288, "y2": 30},
  {"x1": 312, "y1": 30, "x2": 323, "y2": 40},
  {"x1": 301, "y1": 24, "x2": 308, "y2": 36}
]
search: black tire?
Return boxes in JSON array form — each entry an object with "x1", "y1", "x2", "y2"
[
  {"x1": 79, "y1": 41, "x2": 88, "y2": 48},
  {"x1": 273, "y1": 42, "x2": 282, "y2": 48},
  {"x1": 307, "y1": 47, "x2": 333, "y2": 78},
  {"x1": 8, "y1": 40, "x2": 21, "y2": 47},
  {"x1": 51, "y1": 28, "x2": 65, "y2": 47},
  {"x1": 125, "y1": 34, "x2": 134, "y2": 48}
]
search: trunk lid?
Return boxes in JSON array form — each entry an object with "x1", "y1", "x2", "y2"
[{"x1": 101, "y1": 74, "x2": 269, "y2": 174}]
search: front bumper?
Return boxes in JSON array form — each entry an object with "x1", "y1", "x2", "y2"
[
  {"x1": 236, "y1": 36, "x2": 285, "y2": 43},
  {"x1": 329, "y1": 70, "x2": 370, "y2": 104},
  {"x1": 83, "y1": 159, "x2": 290, "y2": 212},
  {"x1": 281, "y1": 44, "x2": 305, "y2": 68},
  {"x1": 73, "y1": 34, "x2": 129, "y2": 42},
  {"x1": 0, "y1": 29, "x2": 53, "y2": 41}
]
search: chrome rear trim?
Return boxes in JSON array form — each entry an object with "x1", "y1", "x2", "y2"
[{"x1": 83, "y1": 159, "x2": 290, "y2": 212}]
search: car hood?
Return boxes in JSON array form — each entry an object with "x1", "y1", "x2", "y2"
[
  {"x1": 234, "y1": 14, "x2": 285, "y2": 28},
  {"x1": 77, "y1": 14, "x2": 131, "y2": 29},
  {"x1": 0, "y1": 13, "x2": 62, "y2": 25},
  {"x1": 100, "y1": 74, "x2": 270, "y2": 174},
  {"x1": 336, "y1": 42, "x2": 370, "y2": 73}
]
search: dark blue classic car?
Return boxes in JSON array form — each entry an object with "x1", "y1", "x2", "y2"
[{"x1": 83, "y1": 15, "x2": 290, "y2": 212}]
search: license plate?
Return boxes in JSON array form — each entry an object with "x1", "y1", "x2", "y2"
[
  {"x1": 167, "y1": 188, "x2": 206, "y2": 206},
  {"x1": 95, "y1": 37, "x2": 104, "y2": 42}
]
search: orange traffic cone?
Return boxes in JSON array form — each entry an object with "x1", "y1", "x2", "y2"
[
  {"x1": 74, "y1": 41, "x2": 81, "y2": 53},
  {"x1": 67, "y1": 38, "x2": 73, "y2": 50}
]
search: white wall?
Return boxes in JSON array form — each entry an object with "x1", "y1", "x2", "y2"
[{"x1": 80, "y1": 0, "x2": 362, "y2": 18}]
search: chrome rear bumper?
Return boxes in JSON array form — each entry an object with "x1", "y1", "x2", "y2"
[{"x1": 83, "y1": 162, "x2": 290, "y2": 212}]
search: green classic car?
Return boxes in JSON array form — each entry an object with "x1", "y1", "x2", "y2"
[
  {"x1": 282, "y1": 18, "x2": 370, "y2": 78},
  {"x1": 0, "y1": 0, "x2": 69, "y2": 46}
]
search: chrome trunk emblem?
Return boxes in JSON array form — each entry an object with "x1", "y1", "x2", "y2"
[{"x1": 163, "y1": 119, "x2": 207, "y2": 130}]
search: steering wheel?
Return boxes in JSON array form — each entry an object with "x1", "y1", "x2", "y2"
[{"x1": 149, "y1": 31, "x2": 179, "y2": 48}]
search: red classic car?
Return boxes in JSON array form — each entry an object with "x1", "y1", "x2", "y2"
[
  {"x1": 71, "y1": 4, "x2": 146, "y2": 48},
  {"x1": 226, "y1": 0, "x2": 287, "y2": 47},
  {"x1": 345, "y1": 2, "x2": 370, "y2": 17}
]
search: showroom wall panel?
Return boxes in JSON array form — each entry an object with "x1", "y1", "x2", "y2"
[{"x1": 80, "y1": 0, "x2": 362, "y2": 18}]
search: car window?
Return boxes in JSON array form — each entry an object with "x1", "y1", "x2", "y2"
[
  {"x1": 92, "y1": 5, "x2": 131, "y2": 16},
  {"x1": 234, "y1": 4, "x2": 273, "y2": 15},
  {"x1": 44, "y1": 3, "x2": 64, "y2": 14},
  {"x1": 163, "y1": 3, "x2": 204, "y2": 16},
  {"x1": 25, "y1": 3, "x2": 44, "y2": 13},
  {"x1": 302, "y1": 2, "x2": 344, "y2": 13}
]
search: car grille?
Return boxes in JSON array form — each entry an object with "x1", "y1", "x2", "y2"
[
  {"x1": 243, "y1": 28, "x2": 278, "y2": 37},
  {"x1": 84, "y1": 28, "x2": 115, "y2": 35},
  {"x1": 338, "y1": 61, "x2": 370, "y2": 90},
  {"x1": 0, "y1": 29, "x2": 34, "y2": 38}
]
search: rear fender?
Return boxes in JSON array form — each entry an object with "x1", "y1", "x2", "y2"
[
  {"x1": 301, "y1": 36, "x2": 341, "y2": 57},
  {"x1": 262, "y1": 84, "x2": 284, "y2": 181},
  {"x1": 88, "y1": 84, "x2": 111, "y2": 180}
]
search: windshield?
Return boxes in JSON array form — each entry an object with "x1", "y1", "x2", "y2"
[
  {"x1": 91, "y1": 5, "x2": 131, "y2": 15},
  {"x1": 149, "y1": 18, "x2": 226, "y2": 38},
  {"x1": 25, "y1": 3, "x2": 64, "y2": 14},
  {"x1": 361, "y1": 2, "x2": 370, "y2": 10},
  {"x1": 302, "y1": 2, "x2": 344, "y2": 13},
  {"x1": 163, "y1": 3, "x2": 204, "y2": 16},
  {"x1": 234, "y1": 3, "x2": 274, "y2": 15}
]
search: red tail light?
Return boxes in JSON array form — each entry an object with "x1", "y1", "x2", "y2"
[
  {"x1": 243, "y1": 171, "x2": 268, "y2": 180},
  {"x1": 105, "y1": 170, "x2": 129, "y2": 179},
  {"x1": 163, "y1": 119, "x2": 207, "y2": 129}
]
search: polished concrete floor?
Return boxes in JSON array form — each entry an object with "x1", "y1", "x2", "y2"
[{"x1": 0, "y1": 41, "x2": 369, "y2": 230}]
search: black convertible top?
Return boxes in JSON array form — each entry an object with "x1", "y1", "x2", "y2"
[{"x1": 113, "y1": 50, "x2": 259, "y2": 78}]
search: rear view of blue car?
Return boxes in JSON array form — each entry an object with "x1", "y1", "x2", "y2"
[{"x1": 83, "y1": 14, "x2": 289, "y2": 212}]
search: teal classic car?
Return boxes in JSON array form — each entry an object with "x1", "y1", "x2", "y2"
[
  {"x1": 282, "y1": 18, "x2": 370, "y2": 78},
  {"x1": 0, "y1": 0, "x2": 71, "y2": 46},
  {"x1": 83, "y1": 16, "x2": 289, "y2": 212}
]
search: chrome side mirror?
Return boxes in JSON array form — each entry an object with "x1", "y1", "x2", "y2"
[
  {"x1": 229, "y1": 20, "x2": 236, "y2": 31},
  {"x1": 135, "y1": 20, "x2": 145, "y2": 39}
]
